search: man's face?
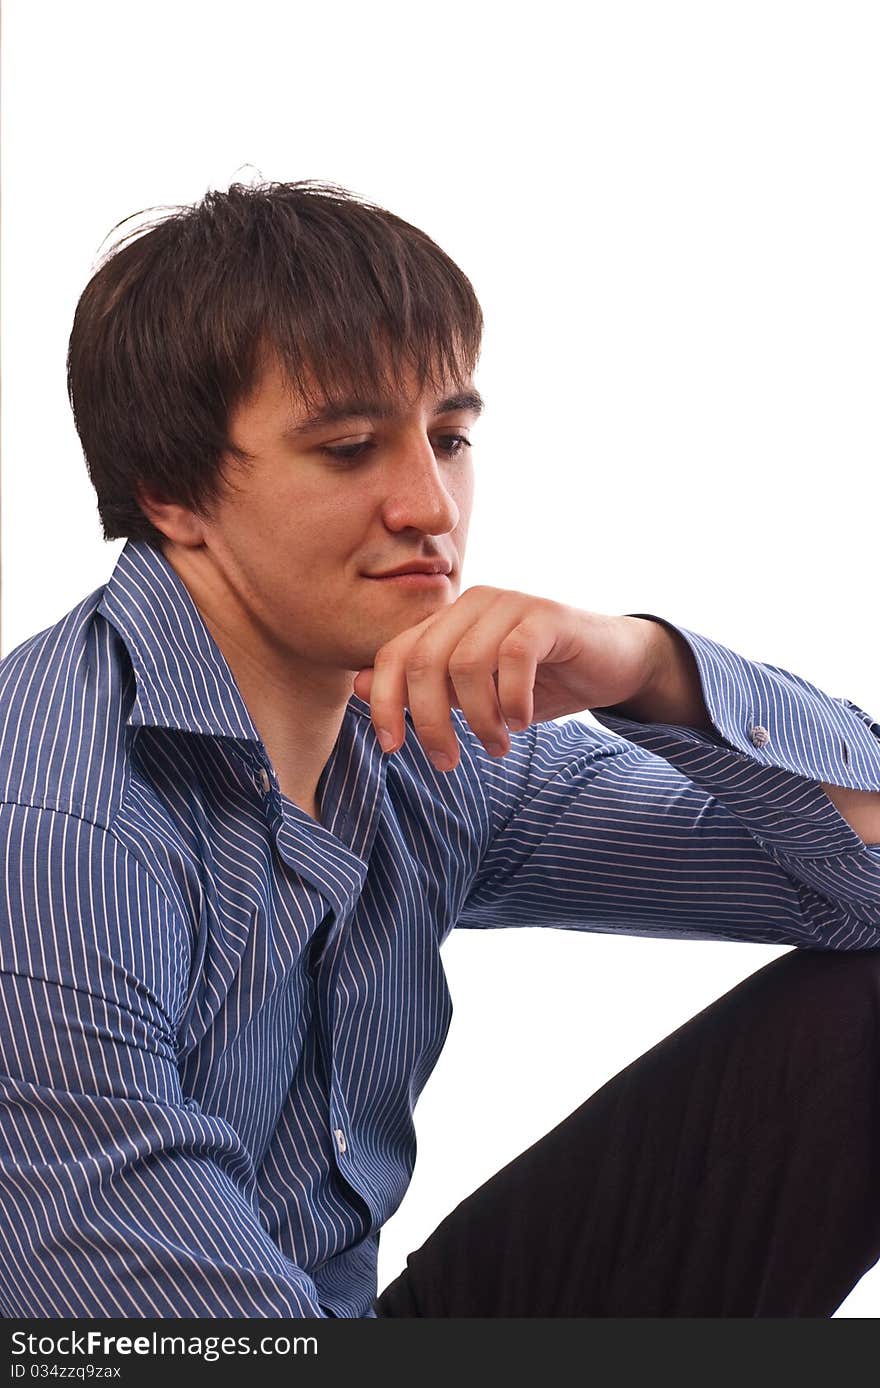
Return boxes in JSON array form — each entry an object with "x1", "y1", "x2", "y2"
[{"x1": 188, "y1": 352, "x2": 482, "y2": 677}]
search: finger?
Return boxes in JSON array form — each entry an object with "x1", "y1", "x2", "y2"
[
  {"x1": 366, "y1": 609, "x2": 444, "y2": 751},
  {"x1": 367, "y1": 644, "x2": 411, "y2": 751},
  {"x1": 389, "y1": 589, "x2": 509, "y2": 769},
  {"x1": 446, "y1": 603, "x2": 536, "y2": 753},
  {"x1": 448, "y1": 667, "x2": 508, "y2": 754},
  {"x1": 403, "y1": 643, "x2": 466, "y2": 771},
  {"x1": 410, "y1": 591, "x2": 527, "y2": 766},
  {"x1": 353, "y1": 669, "x2": 373, "y2": 702},
  {"x1": 495, "y1": 622, "x2": 544, "y2": 732}
]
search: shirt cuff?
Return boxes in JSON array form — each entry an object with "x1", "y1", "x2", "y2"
[{"x1": 590, "y1": 613, "x2": 880, "y2": 858}]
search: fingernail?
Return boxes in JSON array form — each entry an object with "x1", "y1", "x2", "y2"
[
  {"x1": 486, "y1": 742, "x2": 507, "y2": 758},
  {"x1": 376, "y1": 728, "x2": 396, "y2": 753},
  {"x1": 428, "y1": 750, "x2": 454, "y2": 772},
  {"x1": 507, "y1": 719, "x2": 527, "y2": 732}
]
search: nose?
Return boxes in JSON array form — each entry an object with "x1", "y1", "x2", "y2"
[{"x1": 380, "y1": 436, "x2": 461, "y2": 536}]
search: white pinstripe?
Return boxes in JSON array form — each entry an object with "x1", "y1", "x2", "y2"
[{"x1": 0, "y1": 541, "x2": 878, "y2": 1317}]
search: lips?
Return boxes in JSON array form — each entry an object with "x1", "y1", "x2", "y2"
[{"x1": 367, "y1": 562, "x2": 452, "y2": 579}]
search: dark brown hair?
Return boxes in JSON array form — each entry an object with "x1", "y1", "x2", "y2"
[{"x1": 66, "y1": 179, "x2": 484, "y2": 548}]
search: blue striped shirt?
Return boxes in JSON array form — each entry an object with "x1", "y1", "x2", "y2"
[{"x1": 1, "y1": 537, "x2": 879, "y2": 1318}]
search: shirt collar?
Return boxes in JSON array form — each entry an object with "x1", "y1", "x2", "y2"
[
  {"x1": 97, "y1": 538, "x2": 374, "y2": 746},
  {"x1": 96, "y1": 538, "x2": 264, "y2": 742},
  {"x1": 94, "y1": 538, "x2": 385, "y2": 871}
]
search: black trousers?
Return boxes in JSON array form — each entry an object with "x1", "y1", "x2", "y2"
[{"x1": 373, "y1": 947, "x2": 880, "y2": 1316}]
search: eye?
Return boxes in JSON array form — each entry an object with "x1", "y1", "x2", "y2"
[
  {"x1": 320, "y1": 433, "x2": 472, "y2": 465},
  {"x1": 434, "y1": 433, "x2": 472, "y2": 458},
  {"x1": 321, "y1": 440, "x2": 376, "y2": 463}
]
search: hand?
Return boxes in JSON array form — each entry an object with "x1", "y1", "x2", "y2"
[{"x1": 351, "y1": 585, "x2": 662, "y2": 771}]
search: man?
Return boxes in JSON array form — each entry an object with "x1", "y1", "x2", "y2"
[{"x1": 1, "y1": 179, "x2": 879, "y2": 1318}]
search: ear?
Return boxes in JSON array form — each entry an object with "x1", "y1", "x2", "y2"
[
  {"x1": 136, "y1": 485, "x2": 207, "y2": 547},
  {"x1": 135, "y1": 483, "x2": 206, "y2": 546}
]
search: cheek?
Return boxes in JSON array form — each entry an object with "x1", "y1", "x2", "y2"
[
  {"x1": 451, "y1": 471, "x2": 474, "y2": 529},
  {"x1": 255, "y1": 475, "x2": 365, "y2": 538}
]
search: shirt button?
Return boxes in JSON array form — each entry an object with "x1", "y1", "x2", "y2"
[
  {"x1": 258, "y1": 767, "x2": 271, "y2": 794},
  {"x1": 748, "y1": 725, "x2": 771, "y2": 748},
  {"x1": 334, "y1": 1127, "x2": 347, "y2": 1154}
]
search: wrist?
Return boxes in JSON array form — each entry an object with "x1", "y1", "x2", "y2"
[
  {"x1": 611, "y1": 618, "x2": 675, "y2": 718},
  {"x1": 604, "y1": 617, "x2": 712, "y2": 730}
]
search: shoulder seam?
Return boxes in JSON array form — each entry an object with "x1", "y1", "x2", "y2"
[
  {"x1": 0, "y1": 796, "x2": 189, "y2": 929},
  {"x1": 0, "y1": 794, "x2": 113, "y2": 832}
]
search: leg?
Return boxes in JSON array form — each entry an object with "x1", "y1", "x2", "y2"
[{"x1": 374, "y1": 947, "x2": 880, "y2": 1316}]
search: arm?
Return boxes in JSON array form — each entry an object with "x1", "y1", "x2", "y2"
[
  {"x1": 457, "y1": 614, "x2": 880, "y2": 946},
  {"x1": 0, "y1": 805, "x2": 329, "y2": 1318},
  {"x1": 355, "y1": 584, "x2": 880, "y2": 944},
  {"x1": 603, "y1": 615, "x2": 880, "y2": 845}
]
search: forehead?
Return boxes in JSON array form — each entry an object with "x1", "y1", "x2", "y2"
[
  {"x1": 287, "y1": 385, "x2": 483, "y2": 437},
  {"x1": 255, "y1": 339, "x2": 475, "y2": 409},
  {"x1": 246, "y1": 350, "x2": 479, "y2": 429}
]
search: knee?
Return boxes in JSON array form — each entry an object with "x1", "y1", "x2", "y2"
[{"x1": 777, "y1": 947, "x2": 880, "y2": 1055}]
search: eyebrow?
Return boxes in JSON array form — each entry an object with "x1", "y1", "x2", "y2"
[{"x1": 284, "y1": 389, "x2": 485, "y2": 437}]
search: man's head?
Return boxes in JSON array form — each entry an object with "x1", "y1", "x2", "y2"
[
  {"x1": 68, "y1": 180, "x2": 483, "y2": 548},
  {"x1": 68, "y1": 180, "x2": 485, "y2": 676}
]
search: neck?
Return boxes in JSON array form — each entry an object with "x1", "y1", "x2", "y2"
[
  {"x1": 164, "y1": 543, "x2": 356, "y2": 822},
  {"x1": 234, "y1": 660, "x2": 349, "y2": 823}
]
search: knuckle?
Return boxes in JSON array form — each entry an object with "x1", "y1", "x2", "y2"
[
  {"x1": 415, "y1": 718, "x2": 452, "y2": 740},
  {"x1": 372, "y1": 646, "x2": 398, "y2": 671},
  {"x1": 499, "y1": 632, "x2": 532, "y2": 660},
  {"x1": 448, "y1": 648, "x2": 485, "y2": 679},
  {"x1": 405, "y1": 650, "x2": 436, "y2": 679}
]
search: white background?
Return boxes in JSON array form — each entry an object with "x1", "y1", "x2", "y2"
[{"x1": 2, "y1": 0, "x2": 878, "y2": 1315}]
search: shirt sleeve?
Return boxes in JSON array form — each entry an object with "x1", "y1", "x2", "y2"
[
  {"x1": 0, "y1": 803, "x2": 329, "y2": 1318},
  {"x1": 458, "y1": 616, "x2": 880, "y2": 949}
]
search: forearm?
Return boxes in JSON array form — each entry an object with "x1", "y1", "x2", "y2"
[
  {"x1": 598, "y1": 617, "x2": 714, "y2": 733},
  {"x1": 600, "y1": 617, "x2": 880, "y2": 846},
  {"x1": 817, "y1": 783, "x2": 880, "y2": 846}
]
